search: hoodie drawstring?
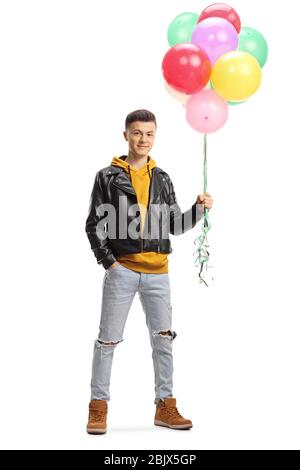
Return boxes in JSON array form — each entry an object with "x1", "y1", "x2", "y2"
[
  {"x1": 127, "y1": 164, "x2": 132, "y2": 183},
  {"x1": 127, "y1": 163, "x2": 151, "y2": 183}
]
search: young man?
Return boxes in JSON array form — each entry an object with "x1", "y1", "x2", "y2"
[{"x1": 85, "y1": 109, "x2": 213, "y2": 434}]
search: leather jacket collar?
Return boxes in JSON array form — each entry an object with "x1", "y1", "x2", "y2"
[{"x1": 106, "y1": 161, "x2": 167, "y2": 200}]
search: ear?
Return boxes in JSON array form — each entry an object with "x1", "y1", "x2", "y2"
[{"x1": 123, "y1": 131, "x2": 128, "y2": 141}]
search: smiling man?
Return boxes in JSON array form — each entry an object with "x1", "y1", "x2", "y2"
[{"x1": 85, "y1": 109, "x2": 213, "y2": 434}]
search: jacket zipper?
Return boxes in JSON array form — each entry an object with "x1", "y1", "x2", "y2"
[{"x1": 141, "y1": 172, "x2": 153, "y2": 252}]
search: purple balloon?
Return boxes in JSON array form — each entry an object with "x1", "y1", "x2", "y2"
[{"x1": 192, "y1": 17, "x2": 238, "y2": 65}]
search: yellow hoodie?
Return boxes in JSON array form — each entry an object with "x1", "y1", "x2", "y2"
[{"x1": 111, "y1": 155, "x2": 169, "y2": 273}]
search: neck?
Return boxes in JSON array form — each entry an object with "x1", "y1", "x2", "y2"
[{"x1": 125, "y1": 151, "x2": 149, "y2": 170}]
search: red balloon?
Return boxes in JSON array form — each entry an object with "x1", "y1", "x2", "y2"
[
  {"x1": 162, "y1": 43, "x2": 211, "y2": 95},
  {"x1": 198, "y1": 3, "x2": 241, "y2": 33}
]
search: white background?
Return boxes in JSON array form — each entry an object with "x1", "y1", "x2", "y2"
[{"x1": 0, "y1": 0, "x2": 299, "y2": 450}]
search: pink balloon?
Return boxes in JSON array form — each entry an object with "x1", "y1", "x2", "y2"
[
  {"x1": 192, "y1": 17, "x2": 238, "y2": 65},
  {"x1": 185, "y1": 89, "x2": 228, "y2": 133}
]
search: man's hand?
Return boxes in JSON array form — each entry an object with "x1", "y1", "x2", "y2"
[{"x1": 197, "y1": 192, "x2": 213, "y2": 210}]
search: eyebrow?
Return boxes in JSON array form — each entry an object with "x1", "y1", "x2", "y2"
[{"x1": 132, "y1": 129, "x2": 155, "y2": 133}]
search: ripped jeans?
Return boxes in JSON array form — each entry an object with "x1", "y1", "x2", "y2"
[{"x1": 90, "y1": 263, "x2": 177, "y2": 404}]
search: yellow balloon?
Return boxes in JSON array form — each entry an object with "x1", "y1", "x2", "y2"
[{"x1": 211, "y1": 51, "x2": 262, "y2": 102}]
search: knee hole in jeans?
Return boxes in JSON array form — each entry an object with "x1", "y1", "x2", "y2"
[
  {"x1": 152, "y1": 330, "x2": 177, "y2": 340},
  {"x1": 97, "y1": 339, "x2": 123, "y2": 346}
]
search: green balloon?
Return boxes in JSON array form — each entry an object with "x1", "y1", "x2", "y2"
[
  {"x1": 238, "y1": 27, "x2": 268, "y2": 68},
  {"x1": 167, "y1": 12, "x2": 199, "y2": 47},
  {"x1": 228, "y1": 100, "x2": 245, "y2": 106},
  {"x1": 209, "y1": 81, "x2": 245, "y2": 106}
]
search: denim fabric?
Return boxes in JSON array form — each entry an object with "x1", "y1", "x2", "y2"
[{"x1": 90, "y1": 263, "x2": 177, "y2": 404}]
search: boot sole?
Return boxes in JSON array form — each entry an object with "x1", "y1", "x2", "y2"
[
  {"x1": 154, "y1": 420, "x2": 193, "y2": 430},
  {"x1": 86, "y1": 427, "x2": 107, "y2": 434}
]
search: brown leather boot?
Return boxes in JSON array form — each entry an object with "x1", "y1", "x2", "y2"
[
  {"x1": 86, "y1": 399, "x2": 107, "y2": 434},
  {"x1": 154, "y1": 397, "x2": 193, "y2": 430}
]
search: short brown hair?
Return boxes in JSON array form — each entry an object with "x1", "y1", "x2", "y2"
[{"x1": 125, "y1": 109, "x2": 157, "y2": 130}]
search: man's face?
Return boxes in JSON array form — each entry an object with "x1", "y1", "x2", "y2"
[{"x1": 123, "y1": 121, "x2": 156, "y2": 157}]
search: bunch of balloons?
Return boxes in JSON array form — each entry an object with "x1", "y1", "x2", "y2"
[
  {"x1": 162, "y1": 3, "x2": 268, "y2": 285},
  {"x1": 162, "y1": 3, "x2": 268, "y2": 133}
]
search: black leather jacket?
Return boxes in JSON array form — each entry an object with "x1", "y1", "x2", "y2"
[{"x1": 85, "y1": 159, "x2": 204, "y2": 269}]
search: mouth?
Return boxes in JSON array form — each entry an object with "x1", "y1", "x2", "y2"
[{"x1": 137, "y1": 146, "x2": 149, "y2": 148}]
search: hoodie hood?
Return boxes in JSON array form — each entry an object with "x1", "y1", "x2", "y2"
[{"x1": 111, "y1": 155, "x2": 156, "y2": 183}]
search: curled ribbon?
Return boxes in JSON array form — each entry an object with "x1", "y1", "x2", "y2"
[{"x1": 193, "y1": 134, "x2": 212, "y2": 286}]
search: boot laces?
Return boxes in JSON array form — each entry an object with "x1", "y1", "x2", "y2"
[
  {"x1": 165, "y1": 405, "x2": 182, "y2": 418},
  {"x1": 90, "y1": 409, "x2": 106, "y2": 422}
]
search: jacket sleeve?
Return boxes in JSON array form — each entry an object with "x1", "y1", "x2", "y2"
[
  {"x1": 85, "y1": 172, "x2": 117, "y2": 269},
  {"x1": 167, "y1": 175, "x2": 205, "y2": 236}
]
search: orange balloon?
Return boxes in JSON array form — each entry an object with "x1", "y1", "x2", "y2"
[{"x1": 163, "y1": 80, "x2": 189, "y2": 104}]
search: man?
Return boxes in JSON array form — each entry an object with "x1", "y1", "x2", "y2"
[{"x1": 85, "y1": 109, "x2": 213, "y2": 434}]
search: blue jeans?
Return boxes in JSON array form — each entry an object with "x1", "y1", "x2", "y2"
[{"x1": 90, "y1": 263, "x2": 177, "y2": 404}]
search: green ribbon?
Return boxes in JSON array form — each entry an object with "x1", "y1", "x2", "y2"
[{"x1": 193, "y1": 134, "x2": 212, "y2": 286}]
